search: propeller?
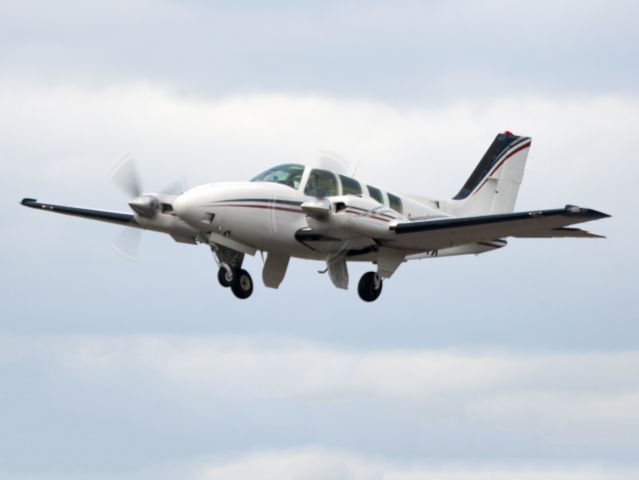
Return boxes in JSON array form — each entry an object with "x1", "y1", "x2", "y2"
[
  {"x1": 108, "y1": 155, "x2": 187, "y2": 261},
  {"x1": 110, "y1": 154, "x2": 142, "y2": 198},
  {"x1": 318, "y1": 150, "x2": 359, "y2": 177},
  {"x1": 302, "y1": 151, "x2": 357, "y2": 204},
  {"x1": 299, "y1": 151, "x2": 354, "y2": 217},
  {"x1": 111, "y1": 156, "x2": 161, "y2": 219},
  {"x1": 111, "y1": 227, "x2": 141, "y2": 261}
]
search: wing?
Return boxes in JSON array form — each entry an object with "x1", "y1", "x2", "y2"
[
  {"x1": 21, "y1": 198, "x2": 136, "y2": 227},
  {"x1": 385, "y1": 206, "x2": 609, "y2": 251}
]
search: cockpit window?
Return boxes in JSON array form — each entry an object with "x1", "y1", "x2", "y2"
[
  {"x1": 304, "y1": 169, "x2": 338, "y2": 197},
  {"x1": 339, "y1": 175, "x2": 362, "y2": 195},
  {"x1": 251, "y1": 163, "x2": 305, "y2": 189},
  {"x1": 367, "y1": 185, "x2": 384, "y2": 204}
]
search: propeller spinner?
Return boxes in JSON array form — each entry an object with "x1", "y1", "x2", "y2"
[{"x1": 108, "y1": 155, "x2": 185, "y2": 259}]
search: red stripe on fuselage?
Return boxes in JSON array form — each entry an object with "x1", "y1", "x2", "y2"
[
  {"x1": 344, "y1": 208, "x2": 390, "y2": 223},
  {"x1": 221, "y1": 204, "x2": 305, "y2": 214}
]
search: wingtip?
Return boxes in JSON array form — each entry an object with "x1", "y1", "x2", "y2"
[
  {"x1": 580, "y1": 230, "x2": 607, "y2": 239},
  {"x1": 564, "y1": 205, "x2": 611, "y2": 219}
]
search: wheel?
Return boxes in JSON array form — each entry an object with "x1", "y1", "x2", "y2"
[
  {"x1": 358, "y1": 271, "x2": 383, "y2": 302},
  {"x1": 217, "y1": 266, "x2": 233, "y2": 287},
  {"x1": 231, "y1": 269, "x2": 253, "y2": 299}
]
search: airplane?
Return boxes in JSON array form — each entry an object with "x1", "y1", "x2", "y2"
[{"x1": 21, "y1": 131, "x2": 609, "y2": 302}]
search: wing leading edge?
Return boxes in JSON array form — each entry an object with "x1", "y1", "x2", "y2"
[
  {"x1": 21, "y1": 198, "x2": 136, "y2": 227},
  {"x1": 387, "y1": 206, "x2": 609, "y2": 251}
]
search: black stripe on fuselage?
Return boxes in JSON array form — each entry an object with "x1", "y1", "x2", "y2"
[
  {"x1": 213, "y1": 199, "x2": 399, "y2": 221},
  {"x1": 214, "y1": 198, "x2": 303, "y2": 207}
]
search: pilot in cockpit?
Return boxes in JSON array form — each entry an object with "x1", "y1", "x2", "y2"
[{"x1": 305, "y1": 171, "x2": 336, "y2": 198}]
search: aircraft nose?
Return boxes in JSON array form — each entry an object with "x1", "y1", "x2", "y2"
[
  {"x1": 173, "y1": 190, "x2": 197, "y2": 224},
  {"x1": 173, "y1": 185, "x2": 216, "y2": 229}
]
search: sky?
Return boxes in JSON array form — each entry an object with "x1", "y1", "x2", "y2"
[{"x1": 1, "y1": 1, "x2": 638, "y2": 479}]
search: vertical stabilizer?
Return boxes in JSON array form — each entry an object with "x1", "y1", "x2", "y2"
[{"x1": 442, "y1": 132, "x2": 531, "y2": 217}]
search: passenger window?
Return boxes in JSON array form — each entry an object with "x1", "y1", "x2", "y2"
[
  {"x1": 387, "y1": 193, "x2": 403, "y2": 214},
  {"x1": 339, "y1": 175, "x2": 362, "y2": 196},
  {"x1": 367, "y1": 185, "x2": 384, "y2": 204},
  {"x1": 304, "y1": 169, "x2": 338, "y2": 197}
]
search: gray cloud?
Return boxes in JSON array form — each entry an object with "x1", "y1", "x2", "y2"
[
  {"x1": 2, "y1": 335, "x2": 639, "y2": 477},
  {"x1": 1, "y1": 1, "x2": 637, "y2": 102}
]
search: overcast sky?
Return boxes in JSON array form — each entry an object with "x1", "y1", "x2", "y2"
[{"x1": 1, "y1": 1, "x2": 638, "y2": 479}]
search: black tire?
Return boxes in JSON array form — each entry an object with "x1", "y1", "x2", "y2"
[
  {"x1": 217, "y1": 267, "x2": 233, "y2": 287},
  {"x1": 231, "y1": 269, "x2": 253, "y2": 299},
  {"x1": 357, "y1": 271, "x2": 383, "y2": 302}
]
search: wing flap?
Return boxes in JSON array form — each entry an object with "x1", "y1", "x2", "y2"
[
  {"x1": 386, "y1": 206, "x2": 609, "y2": 251},
  {"x1": 512, "y1": 227, "x2": 605, "y2": 239}
]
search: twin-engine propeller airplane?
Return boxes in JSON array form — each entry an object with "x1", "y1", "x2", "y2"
[{"x1": 22, "y1": 131, "x2": 609, "y2": 302}]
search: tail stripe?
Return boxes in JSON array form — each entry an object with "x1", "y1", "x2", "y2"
[
  {"x1": 487, "y1": 141, "x2": 531, "y2": 177},
  {"x1": 472, "y1": 141, "x2": 531, "y2": 196},
  {"x1": 453, "y1": 133, "x2": 529, "y2": 200}
]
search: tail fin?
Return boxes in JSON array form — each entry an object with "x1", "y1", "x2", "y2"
[{"x1": 443, "y1": 131, "x2": 531, "y2": 216}]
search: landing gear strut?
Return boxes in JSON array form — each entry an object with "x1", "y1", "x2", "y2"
[{"x1": 358, "y1": 271, "x2": 383, "y2": 302}]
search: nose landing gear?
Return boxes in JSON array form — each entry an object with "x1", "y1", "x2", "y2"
[
  {"x1": 358, "y1": 271, "x2": 383, "y2": 302},
  {"x1": 217, "y1": 266, "x2": 233, "y2": 287},
  {"x1": 212, "y1": 244, "x2": 253, "y2": 299}
]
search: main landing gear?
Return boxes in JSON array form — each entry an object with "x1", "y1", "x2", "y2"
[
  {"x1": 218, "y1": 266, "x2": 254, "y2": 299},
  {"x1": 358, "y1": 271, "x2": 383, "y2": 302},
  {"x1": 217, "y1": 265, "x2": 384, "y2": 301},
  {"x1": 213, "y1": 243, "x2": 386, "y2": 301}
]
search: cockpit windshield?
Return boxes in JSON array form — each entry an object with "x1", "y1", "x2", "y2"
[{"x1": 251, "y1": 163, "x2": 305, "y2": 190}]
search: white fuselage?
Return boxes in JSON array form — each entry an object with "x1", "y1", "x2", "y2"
[
  {"x1": 172, "y1": 165, "x2": 497, "y2": 262},
  {"x1": 176, "y1": 181, "x2": 319, "y2": 258}
]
